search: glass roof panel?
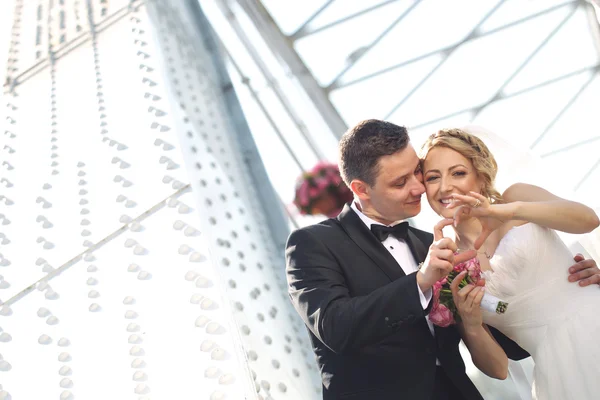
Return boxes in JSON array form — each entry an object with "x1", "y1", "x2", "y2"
[
  {"x1": 479, "y1": 0, "x2": 577, "y2": 33},
  {"x1": 384, "y1": 5, "x2": 574, "y2": 125},
  {"x1": 308, "y1": 0, "x2": 394, "y2": 32},
  {"x1": 294, "y1": 0, "x2": 416, "y2": 86},
  {"x1": 330, "y1": 53, "x2": 443, "y2": 125},
  {"x1": 260, "y1": 0, "x2": 330, "y2": 35},
  {"x1": 533, "y1": 73, "x2": 600, "y2": 155},
  {"x1": 504, "y1": 6, "x2": 600, "y2": 93},
  {"x1": 471, "y1": 69, "x2": 594, "y2": 149},
  {"x1": 339, "y1": 0, "x2": 499, "y2": 84}
]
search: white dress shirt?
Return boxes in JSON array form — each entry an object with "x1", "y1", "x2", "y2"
[{"x1": 350, "y1": 202, "x2": 439, "y2": 363}]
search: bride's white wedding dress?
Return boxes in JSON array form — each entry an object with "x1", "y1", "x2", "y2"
[{"x1": 482, "y1": 223, "x2": 600, "y2": 400}]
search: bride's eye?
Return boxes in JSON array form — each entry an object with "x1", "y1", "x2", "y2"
[
  {"x1": 453, "y1": 171, "x2": 466, "y2": 177},
  {"x1": 425, "y1": 176, "x2": 439, "y2": 182}
]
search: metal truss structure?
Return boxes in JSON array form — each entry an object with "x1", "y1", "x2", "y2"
[{"x1": 0, "y1": 1, "x2": 321, "y2": 399}]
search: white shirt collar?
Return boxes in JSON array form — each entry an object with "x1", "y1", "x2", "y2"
[{"x1": 350, "y1": 201, "x2": 406, "y2": 229}]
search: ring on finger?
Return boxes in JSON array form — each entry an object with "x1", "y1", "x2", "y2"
[{"x1": 472, "y1": 199, "x2": 481, "y2": 208}]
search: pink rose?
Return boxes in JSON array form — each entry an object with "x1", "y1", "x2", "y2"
[
  {"x1": 464, "y1": 257, "x2": 482, "y2": 282},
  {"x1": 453, "y1": 254, "x2": 482, "y2": 282},
  {"x1": 429, "y1": 303, "x2": 455, "y2": 327},
  {"x1": 311, "y1": 161, "x2": 329, "y2": 173},
  {"x1": 432, "y1": 281, "x2": 442, "y2": 301},
  {"x1": 308, "y1": 186, "x2": 321, "y2": 199},
  {"x1": 326, "y1": 173, "x2": 339, "y2": 185},
  {"x1": 314, "y1": 177, "x2": 330, "y2": 190},
  {"x1": 297, "y1": 183, "x2": 310, "y2": 206},
  {"x1": 292, "y1": 162, "x2": 350, "y2": 216}
]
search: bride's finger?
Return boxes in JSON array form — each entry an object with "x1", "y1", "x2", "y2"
[
  {"x1": 473, "y1": 287, "x2": 485, "y2": 306},
  {"x1": 474, "y1": 228, "x2": 493, "y2": 250},
  {"x1": 453, "y1": 205, "x2": 470, "y2": 226},
  {"x1": 450, "y1": 193, "x2": 486, "y2": 208},
  {"x1": 464, "y1": 286, "x2": 481, "y2": 309},
  {"x1": 466, "y1": 287, "x2": 485, "y2": 313},
  {"x1": 468, "y1": 192, "x2": 488, "y2": 202},
  {"x1": 445, "y1": 199, "x2": 467, "y2": 210},
  {"x1": 450, "y1": 270, "x2": 467, "y2": 295}
]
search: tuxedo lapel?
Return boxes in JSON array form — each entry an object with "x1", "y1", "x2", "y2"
[
  {"x1": 336, "y1": 204, "x2": 406, "y2": 282},
  {"x1": 405, "y1": 229, "x2": 428, "y2": 265}
]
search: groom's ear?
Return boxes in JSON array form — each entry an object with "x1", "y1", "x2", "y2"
[{"x1": 350, "y1": 179, "x2": 370, "y2": 200}]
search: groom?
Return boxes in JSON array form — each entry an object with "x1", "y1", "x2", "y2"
[{"x1": 285, "y1": 119, "x2": 600, "y2": 400}]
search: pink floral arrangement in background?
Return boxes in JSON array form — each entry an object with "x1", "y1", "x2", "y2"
[
  {"x1": 429, "y1": 255, "x2": 508, "y2": 327},
  {"x1": 293, "y1": 161, "x2": 353, "y2": 218}
]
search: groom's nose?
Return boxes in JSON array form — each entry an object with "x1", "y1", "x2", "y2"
[{"x1": 410, "y1": 178, "x2": 426, "y2": 196}]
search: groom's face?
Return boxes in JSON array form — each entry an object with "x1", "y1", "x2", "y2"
[{"x1": 355, "y1": 144, "x2": 425, "y2": 224}]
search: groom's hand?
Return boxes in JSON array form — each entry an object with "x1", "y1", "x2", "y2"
[
  {"x1": 568, "y1": 254, "x2": 600, "y2": 287},
  {"x1": 417, "y1": 219, "x2": 477, "y2": 292}
]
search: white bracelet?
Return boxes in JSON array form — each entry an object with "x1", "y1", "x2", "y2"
[{"x1": 480, "y1": 292, "x2": 509, "y2": 314}]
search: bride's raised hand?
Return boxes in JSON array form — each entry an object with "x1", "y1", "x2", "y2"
[{"x1": 447, "y1": 191, "x2": 507, "y2": 249}]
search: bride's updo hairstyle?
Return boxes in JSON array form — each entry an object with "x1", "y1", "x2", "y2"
[{"x1": 419, "y1": 128, "x2": 504, "y2": 204}]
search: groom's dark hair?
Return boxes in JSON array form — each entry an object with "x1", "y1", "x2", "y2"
[{"x1": 339, "y1": 119, "x2": 410, "y2": 187}]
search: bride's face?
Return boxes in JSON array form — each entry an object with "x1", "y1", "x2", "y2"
[{"x1": 422, "y1": 146, "x2": 482, "y2": 218}]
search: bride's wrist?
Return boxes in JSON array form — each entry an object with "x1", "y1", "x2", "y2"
[
  {"x1": 505, "y1": 201, "x2": 523, "y2": 221},
  {"x1": 494, "y1": 201, "x2": 520, "y2": 221}
]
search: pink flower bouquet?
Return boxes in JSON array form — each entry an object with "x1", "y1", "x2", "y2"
[
  {"x1": 429, "y1": 256, "x2": 508, "y2": 328},
  {"x1": 293, "y1": 162, "x2": 353, "y2": 218}
]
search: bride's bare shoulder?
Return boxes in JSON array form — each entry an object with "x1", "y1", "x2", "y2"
[{"x1": 501, "y1": 183, "x2": 560, "y2": 203}]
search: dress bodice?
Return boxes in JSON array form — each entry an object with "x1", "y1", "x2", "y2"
[{"x1": 481, "y1": 223, "x2": 599, "y2": 400}]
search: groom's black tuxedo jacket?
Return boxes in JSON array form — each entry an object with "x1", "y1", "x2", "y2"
[{"x1": 286, "y1": 204, "x2": 528, "y2": 400}]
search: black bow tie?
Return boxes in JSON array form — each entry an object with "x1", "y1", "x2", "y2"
[{"x1": 370, "y1": 222, "x2": 409, "y2": 242}]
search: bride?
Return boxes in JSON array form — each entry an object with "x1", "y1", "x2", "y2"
[{"x1": 419, "y1": 127, "x2": 600, "y2": 400}]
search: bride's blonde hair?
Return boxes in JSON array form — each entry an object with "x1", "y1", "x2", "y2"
[{"x1": 419, "y1": 128, "x2": 504, "y2": 204}]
